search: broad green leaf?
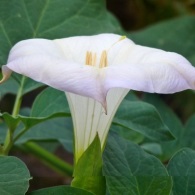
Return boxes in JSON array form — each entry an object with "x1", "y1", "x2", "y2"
[
  {"x1": 72, "y1": 135, "x2": 106, "y2": 195},
  {"x1": 0, "y1": 0, "x2": 122, "y2": 95},
  {"x1": 183, "y1": 114, "x2": 195, "y2": 149},
  {"x1": 31, "y1": 87, "x2": 70, "y2": 117},
  {"x1": 1, "y1": 88, "x2": 70, "y2": 141},
  {"x1": 143, "y1": 95, "x2": 195, "y2": 161},
  {"x1": 167, "y1": 148, "x2": 195, "y2": 194},
  {"x1": 0, "y1": 156, "x2": 31, "y2": 195},
  {"x1": 0, "y1": 110, "x2": 71, "y2": 151},
  {"x1": 143, "y1": 94, "x2": 183, "y2": 135},
  {"x1": 113, "y1": 99, "x2": 174, "y2": 141},
  {"x1": 0, "y1": 0, "x2": 121, "y2": 63},
  {"x1": 28, "y1": 185, "x2": 93, "y2": 195},
  {"x1": 130, "y1": 16, "x2": 195, "y2": 64},
  {"x1": 143, "y1": 94, "x2": 184, "y2": 161},
  {"x1": 1, "y1": 87, "x2": 72, "y2": 151},
  {"x1": 16, "y1": 117, "x2": 73, "y2": 152},
  {"x1": 103, "y1": 133, "x2": 172, "y2": 195}
]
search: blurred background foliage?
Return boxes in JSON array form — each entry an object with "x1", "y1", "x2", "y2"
[
  {"x1": 107, "y1": 0, "x2": 195, "y2": 30},
  {"x1": 107, "y1": 0, "x2": 195, "y2": 122}
]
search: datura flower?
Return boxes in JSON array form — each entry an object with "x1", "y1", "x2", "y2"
[{"x1": 1, "y1": 34, "x2": 195, "y2": 162}]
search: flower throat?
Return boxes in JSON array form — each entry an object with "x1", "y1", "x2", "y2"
[{"x1": 85, "y1": 36, "x2": 126, "y2": 68}]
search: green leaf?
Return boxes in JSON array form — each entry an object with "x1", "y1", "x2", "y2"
[
  {"x1": 113, "y1": 99, "x2": 174, "y2": 141},
  {"x1": 0, "y1": 121, "x2": 6, "y2": 144},
  {"x1": 31, "y1": 87, "x2": 70, "y2": 117},
  {"x1": 16, "y1": 117, "x2": 73, "y2": 152},
  {"x1": 167, "y1": 148, "x2": 195, "y2": 194},
  {"x1": 1, "y1": 88, "x2": 70, "y2": 141},
  {"x1": 71, "y1": 135, "x2": 106, "y2": 195},
  {"x1": 28, "y1": 185, "x2": 93, "y2": 195},
  {"x1": 130, "y1": 16, "x2": 195, "y2": 64},
  {"x1": 110, "y1": 124, "x2": 144, "y2": 144},
  {"x1": 0, "y1": 87, "x2": 73, "y2": 151},
  {"x1": 0, "y1": 0, "x2": 122, "y2": 95},
  {"x1": 143, "y1": 94, "x2": 183, "y2": 135},
  {"x1": 103, "y1": 133, "x2": 172, "y2": 194},
  {"x1": 0, "y1": 0, "x2": 121, "y2": 61},
  {"x1": 0, "y1": 156, "x2": 31, "y2": 195},
  {"x1": 0, "y1": 74, "x2": 43, "y2": 97},
  {"x1": 0, "y1": 73, "x2": 18, "y2": 96},
  {"x1": 0, "y1": 110, "x2": 71, "y2": 151},
  {"x1": 141, "y1": 142, "x2": 162, "y2": 156},
  {"x1": 1, "y1": 111, "x2": 69, "y2": 132},
  {"x1": 183, "y1": 114, "x2": 195, "y2": 149},
  {"x1": 0, "y1": 0, "x2": 121, "y2": 58},
  {"x1": 143, "y1": 94, "x2": 184, "y2": 161}
]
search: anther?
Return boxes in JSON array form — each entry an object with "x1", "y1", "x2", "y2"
[{"x1": 99, "y1": 50, "x2": 107, "y2": 68}]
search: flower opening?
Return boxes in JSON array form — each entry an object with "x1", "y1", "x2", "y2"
[{"x1": 1, "y1": 33, "x2": 195, "y2": 163}]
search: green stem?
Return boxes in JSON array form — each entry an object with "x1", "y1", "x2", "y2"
[
  {"x1": 12, "y1": 76, "x2": 26, "y2": 117},
  {"x1": 22, "y1": 141, "x2": 73, "y2": 177},
  {"x1": 2, "y1": 76, "x2": 73, "y2": 177},
  {"x1": 2, "y1": 76, "x2": 26, "y2": 155}
]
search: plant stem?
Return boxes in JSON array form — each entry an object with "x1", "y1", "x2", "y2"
[
  {"x1": 2, "y1": 75, "x2": 73, "y2": 176},
  {"x1": 22, "y1": 141, "x2": 73, "y2": 177},
  {"x1": 12, "y1": 76, "x2": 26, "y2": 117},
  {"x1": 2, "y1": 76, "x2": 26, "y2": 155}
]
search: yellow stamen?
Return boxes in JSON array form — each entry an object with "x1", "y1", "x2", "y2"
[
  {"x1": 85, "y1": 50, "x2": 107, "y2": 68},
  {"x1": 99, "y1": 50, "x2": 107, "y2": 68},
  {"x1": 85, "y1": 51, "x2": 96, "y2": 66},
  {"x1": 85, "y1": 35, "x2": 126, "y2": 68},
  {"x1": 85, "y1": 51, "x2": 93, "y2": 65}
]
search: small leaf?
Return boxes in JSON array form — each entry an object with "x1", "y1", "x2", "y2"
[
  {"x1": 167, "y1": 148, "x2": 195, "y2": 194},
  {"x1": 141, "y1": 142, "x2": 162, "y2": 156},
  {"x1": 72, "y1": 135, "x2": 106, "y2": 195},
  {"x1": 0, "y1": 156, "x2": 31, "y2": 195},
  {"x1": 110, "y1": 124, "x2": 144, "y2": 144},
  {"x1": 103, "y1": 133, "x2": 172, "y2": 194}
]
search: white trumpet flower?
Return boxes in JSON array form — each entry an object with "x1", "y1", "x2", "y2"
[{"x1": 1, "y1": 34, "x2": 195, "y2": 162}]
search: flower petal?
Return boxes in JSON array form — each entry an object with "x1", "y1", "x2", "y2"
[
  {"x1": 7, "y1": 55, "x2": 105, "y2": 104},
  {"x1": 3, "y1": 33, "x2": 195, "y2": 106},
  {"x1": 0, "y1": 65, "x2": 12, "y2": 84},
  {"x1": 66, "y1": 87, "x2": 128, "y2": 163},
  {"x1": 53, "y1": 33, "x2": 128, "y2": 66},
  {"x1": 5, "y1": 34, "x2": 130, "y2": 106},
  {"x1": 104, "y1": 46, "x2": 195, "y2": 93}
]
